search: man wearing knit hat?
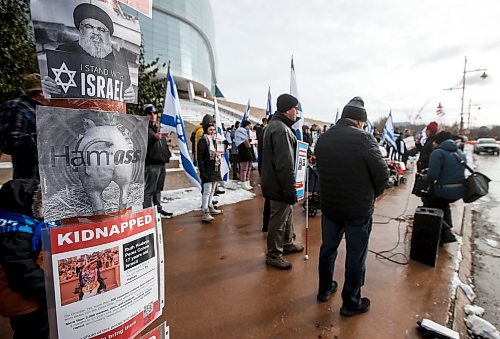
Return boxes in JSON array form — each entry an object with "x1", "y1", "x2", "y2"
[
  {"x1": 417, "y1": 121, "x2": 439, "y2": 172},
  {"x1": 0, "y1": 73, "x2": 48, "y2": 180},
  {"x1": 315, "y1": 97, "x2": 388, "y2": 316},
  {"x1": 261, "y1": 94, "x2": 304, "y2": 270}
]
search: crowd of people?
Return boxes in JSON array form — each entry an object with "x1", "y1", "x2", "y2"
[{"x1": 0, "y1": 71, "x2": 472, "y2": 337}]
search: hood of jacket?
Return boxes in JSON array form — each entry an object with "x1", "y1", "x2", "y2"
[
  {"x1": 0, "y1": 179, "x2": 39, "y2": 217},
  {"x1": 438, "y1": 139, "x2": 458, "y2": 152}
]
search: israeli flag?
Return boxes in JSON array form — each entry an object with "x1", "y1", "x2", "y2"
[
  {"x1": 290, "y1": 56, "x2": 303, "y2": 141},
  {"x1": 365, "y1": 119, "x2": 374, "y2": 135},
  {"x1": 334, "y1": 108, "x2": 340, "y2": 124},
  {"x1": 214, "y1": 97, "x2": 231, "y2": 182},
  {"x1": 420, "y1": 126, "x2": 428, "y2": 145},
  {"x1": 266, "y1": 87, "x2": 272, "y2": 118},
  {"x1": 160, "y1": 66, "x2": 201, "y2": 190},
  {"x1": 241, "y1": 99, "x2": 250, "y2": 124},
  {"x1": 383, "y1": 110, "x2": 397, "y2": 149}
]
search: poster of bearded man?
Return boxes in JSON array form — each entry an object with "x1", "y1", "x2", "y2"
[{"x1": 31, "y1": 0, "x2": 140, "y2": 104}]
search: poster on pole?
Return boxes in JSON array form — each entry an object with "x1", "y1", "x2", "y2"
[
  {"x1": 42, "y1": 207, "x2": 164, "y2": 339},
  {"x1": 31, "y1": 0, "x2": 141, "y2": 103},
  {"x1": 36, "y1": 106, "x2": 148, "y2": 221},
  {"x1": 118, "y1": 0, "x2": 153, "y2": 18},
  {"x1": 295, "y1": 141, "x2": 309, "y2": 201}
]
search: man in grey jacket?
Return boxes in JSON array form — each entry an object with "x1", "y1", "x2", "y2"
[
  {"x1": 315, "y1": 97, "x2": 388, "y2": 316},
  {"x1": 261, "y1": 94, "x2": 304, "y2": 270}
]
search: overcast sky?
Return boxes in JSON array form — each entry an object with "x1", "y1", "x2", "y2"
[{"x1": 211, "y1": 0, "x2": 500, "y2": 128}]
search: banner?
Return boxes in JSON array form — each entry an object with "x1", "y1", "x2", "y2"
[
  {"x1": 31, "y1": 0, "x2": 140, "y2": 103},
  {"x1": 214, "y1": 98, "x2": 230, "y2": 182},
  {"x1": 36, "y1": 106, "x2": 148, "y2": 221},
  {"x1": 139, "y1": 322, "x2": 170, "y2": 339},
  {"x1": 295, "y1": 141, "x2": 309, "y2": 201},
  {"x1": 42, "y1": 207, "x2": 164, "y2": 339}
]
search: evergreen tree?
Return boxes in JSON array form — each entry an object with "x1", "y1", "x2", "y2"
[
  {"x1": 127, "y1": 47, "x2": 166, "y2": 116},
  {"x1": 0, "y1": 0, "x2": 38, "y2": 103}
]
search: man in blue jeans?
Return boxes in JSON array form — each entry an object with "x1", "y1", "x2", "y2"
[{"x1": 315, "y1": 97, "x2": 388, "y2": 316}]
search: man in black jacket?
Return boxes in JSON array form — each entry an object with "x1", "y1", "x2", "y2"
[
  {"x1": 143, "y1": 104, "x2": 172, "y2": 218},
  {"x1": 261, "y1": 94, "x2": 304, "y2": 270},
  {"x1": 315, "y1": 97, "x2": 388, "y2": 316}
]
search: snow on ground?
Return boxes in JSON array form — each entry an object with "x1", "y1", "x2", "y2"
[
  {"x1": 465, "y1": 314, "x2": 500, "y2": 339},
  {"x1": 159, "y1": 180, "x2": 256, "y2": 217},
  {"x1": 485, "y1": 238, "x2": 498, "y2": 248}
]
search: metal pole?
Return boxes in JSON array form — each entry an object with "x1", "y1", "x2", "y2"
[
  {"x1": 460, "y1": 56, "x2": 467, "y2": 134},
  {"x1": 304, "y1": 161, "x2": 309, "y2": 260},
  {"x1": 467, "y1": 98, "x2": 472, "y2": 135}
]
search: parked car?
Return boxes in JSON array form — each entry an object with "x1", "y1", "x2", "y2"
[{"x1": 473, "y1": 138, "x2": 500, "y2": 155}]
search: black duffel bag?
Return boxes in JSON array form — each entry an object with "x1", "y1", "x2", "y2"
[{"x1": 452, "y1": 153, "x2": 491, "y2": 203}]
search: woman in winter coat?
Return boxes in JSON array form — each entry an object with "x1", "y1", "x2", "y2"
[
  {"x1": 234, "y1": 120, "x2": 254, "y2": 190},
  {"x1": 197, "y1": 123, "x2": 222, "y2": 223},
  {"x1": 422, "y1": 131, "x2": 466, "y2": 244}
]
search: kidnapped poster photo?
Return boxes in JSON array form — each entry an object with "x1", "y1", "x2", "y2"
[
  {"x1": 37, "y1": 106, "x2": 148, "y2": 221},
  {"x1": 31, "y1": 0, "x2": 140, "y2": 103}
]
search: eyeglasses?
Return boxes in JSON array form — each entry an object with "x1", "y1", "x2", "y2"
[{"x1": 81, "y1": 23, "x2": 109, "y2": 33}]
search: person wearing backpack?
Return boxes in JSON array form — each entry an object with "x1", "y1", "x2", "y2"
[{"x1": 0, "y1": 74, "x2": 47, "y2": 180}]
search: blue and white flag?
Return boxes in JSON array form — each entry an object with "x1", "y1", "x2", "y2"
[
  {"x1": 334, "y1": 108, "x2": 340, "y2": 124},
  {"x1": 266, "y1": 86, "x2": 272, "y2": 119},
  {"x1": 419, "y1": 126, "x2": 428, "y2": 145},
  {"x1": 290, "y1": 56, "x2": 303, "y2": 141},
  {"x1": 241, "y1": 99, "x2": 250, "y2": 124},
  {"x1": 383, "y1": 110, "x2": 397, "y2": 149},
  {"x1": 160, "y1": 66, "x2": 201, "y2": 190},
  {"x1": 365, "y1": 119, "x2": 374, "y2": 135},
  {"x1": 214, "y1": 97, "x2": 231, "y2": 182}
]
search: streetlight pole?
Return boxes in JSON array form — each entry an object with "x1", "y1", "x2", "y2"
[{"x1": 444, "y1": 56, "x2": 487, "y2": 135}]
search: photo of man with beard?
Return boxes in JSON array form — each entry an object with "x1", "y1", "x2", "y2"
[{"x1": 36, "y1": 2, "x2": 138, "y2": 103}]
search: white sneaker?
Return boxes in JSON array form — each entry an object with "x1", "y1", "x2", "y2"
[
  {"x1": 209, "y1": 207, "x2": 222, "y2": 215},
  {"x1": 201, "y1": 212, "x2": 214, "y2": 223},
  {"x1": 245, "y1": 181, "x2": 253, "y2": 190}
]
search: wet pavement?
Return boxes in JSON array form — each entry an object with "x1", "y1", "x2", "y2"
[
  {"x1": 143, "y1": 171, "x2": 464, "y2": 339},
  {"x1": 0, "y1": 162, "x2": 466, "y2": 338},
  {"x1": 470, "y1": 152, "x2": 500, "y2": 329}
]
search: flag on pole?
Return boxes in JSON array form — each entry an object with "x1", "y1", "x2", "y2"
[
  {"x1": 265, "y1": 86, "x2": 272, "y2": 119},
  {"x1": 383, "y1": 111, "x2": 397, "y2": 149},
  {"x1": 290, "y1": 56, "x2": 303, "y2": 141},
  {"x1": 160, "y1": 64, "x2": 201, "y2": 190},
  {"x1": 365, "y1": 119, "x2": 374, "y2": 135},
  {"x1": 436, "y1": 102, "x2": 445, "y2": 117},
  {"x1": 214, "y1": 97, "x2": 231, "y2": 182},
  {"x1": 419, "y1": 126, "x2": 428, "y2": 145},
  {"x1": 334, "y1": 108, "x2": 340, "y2": 124},
  {"x1": 241, "y1": 99, "x2": 250, "y2": 124}
]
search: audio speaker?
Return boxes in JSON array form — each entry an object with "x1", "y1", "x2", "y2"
[{"x1": 410, "y1": 207, "x2": 443, "y2": 267}]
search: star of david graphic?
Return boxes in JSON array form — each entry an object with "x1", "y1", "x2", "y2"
[{"x1": 51, "y1": 62, "x2": 77, "y2": 94}]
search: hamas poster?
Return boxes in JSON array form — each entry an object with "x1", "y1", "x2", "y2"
[
  {"x1": 42, "y1": 207, "x2": 165, "y2": 339},
  {"x1": 31, "y1": 0, "x2": 140, "y2": 103},
  {"x1": 295, "y1": 141, "x2": 309, "y2": 201},
  {"x1": 36, "y1": 106, "x2": 148, "y2": 221}
]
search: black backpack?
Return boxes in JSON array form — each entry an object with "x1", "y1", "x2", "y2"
[{"x1": 0, "y1": 103, "x2": 16, "y2": 155}]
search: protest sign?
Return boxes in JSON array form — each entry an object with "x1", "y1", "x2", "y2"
[
  {"x1": 139, "y1": 322, "x2": 170, "y2": 339},
  {"x1": 295, "y1": 141, "x2": 309, "y2": 201},
  {"x1": 31, "y1": 0, "x2": 141, "y2": 103},
  {"x1": 42, "y1": 207, "x2": 164, "y2": 339},
  {"x1": 37, "y1": 106, "x2": 148, "y2": 221}
]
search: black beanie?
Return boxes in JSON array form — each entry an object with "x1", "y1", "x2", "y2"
[
  {"x1": 276, "y1": 94, "x2": 298, "y2": 113},
  {"x1": 341, "y1": 97, "x2": 367, "y2": 122},
  {"x1": 73, "y1": 3, "x2": 114, "y2": 35},
  {"x1": 0, "y1": 179, "x2": 39, "y2": 217}
]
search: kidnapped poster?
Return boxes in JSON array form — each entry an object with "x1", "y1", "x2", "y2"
[
  {"x1": 37, "y1": 107, "x2": 148, "y2": 221},
  {"x1": 31, "y1": 0, "x2": 141, "y2": 103}
]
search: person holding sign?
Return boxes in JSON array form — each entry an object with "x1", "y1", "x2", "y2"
[
  {"x1": 315, "y1": 97, "x2": 388, "y2": 316},
  {"x1": 197, "y1": 123, "x2": 222, "y2": 223},
  {"x1": 41, "y1": 3, "x2": 135, "y2": 102},
  {"x1": 261, "y1": 94, "x2": 304, "y2": 270}
]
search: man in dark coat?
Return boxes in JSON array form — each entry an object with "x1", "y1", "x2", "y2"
[
  {"x1": 315, "y1": 97, "x2": 388, "y2": 316},
  {"x1": 143, "y1": 104, "x2": 172, "y2": 218},
  {"x1": 261, "y1": 94, "x2": 304, "y2": 270},
  {"x1": 417, "y1": 121, "x2": 439, "y2": 172}
]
